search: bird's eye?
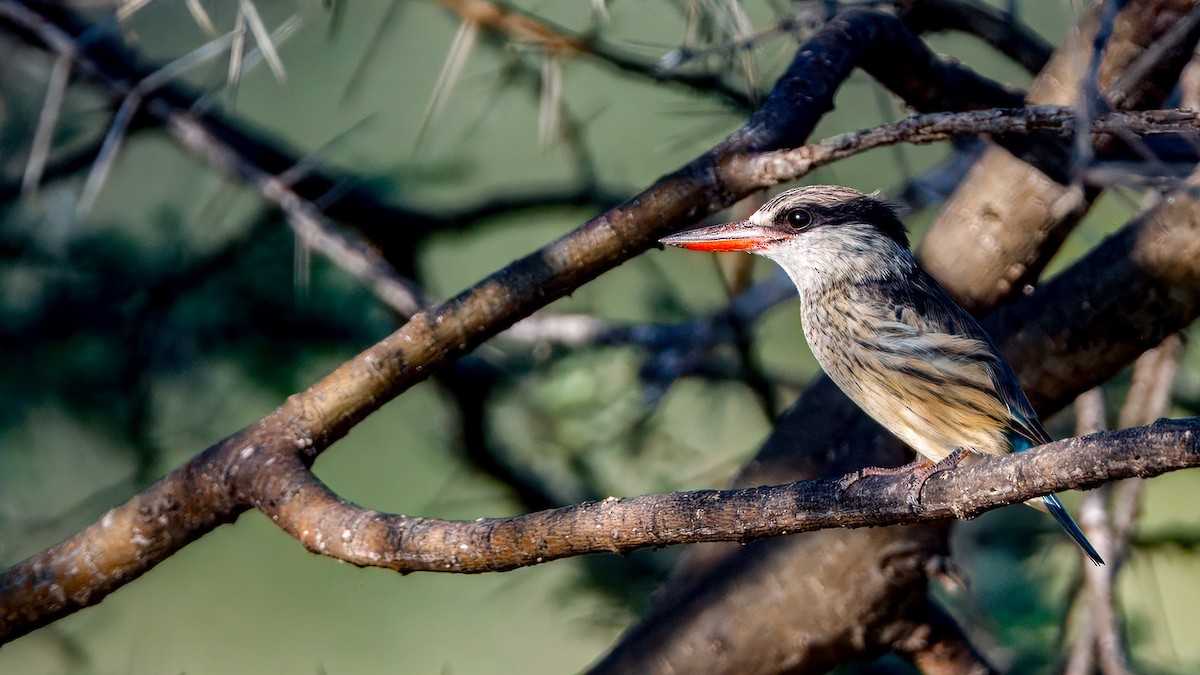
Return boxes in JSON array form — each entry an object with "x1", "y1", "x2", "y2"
[{"x1": 783, "y1": 208, "x2": 813, "y2": 230}]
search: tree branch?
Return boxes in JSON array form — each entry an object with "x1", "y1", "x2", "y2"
[
  {"x1": 894, "y1": 600, "x2": 999, "y2": 675},
  {"x1": 730, "y1": 106, "x2": 1200, "y2": 190},
  {"x1": 198, "y1": 419, "x2": 1200, "y2": 574},
  {"x1": 919, "y1": 0, "x2": 1200, "y2": 313},
  {"x1": 436, "y1": 0, "x2": 757, "y2": 110},
  {"x1": 1066, "y1": 334, "x2": 1184, "y2": 675},
  {"x1": 899, "y1": 0, "x2": 1054, "y2": 75}
]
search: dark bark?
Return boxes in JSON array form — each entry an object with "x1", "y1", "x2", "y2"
[{"x1": 901, "y1": 0, "x2": 1054, "y2": 74}]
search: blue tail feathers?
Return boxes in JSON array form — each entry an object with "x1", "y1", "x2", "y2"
[
  {"x1": 1042, "y1": 493, "x2": 1105, "y2": 566},
  {"x1": 1010, "y1": 432, "x2": 1104, "y2": 565}
]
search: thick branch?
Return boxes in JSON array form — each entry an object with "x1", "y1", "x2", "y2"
[
  {"x1": 920, "y1": 0, "x2": 1200, "y2": 313},
  {"x1": 250, "y1": 420, "x2": 1199, "y2": 574},
  {"x1": 893, "y1": 600, "x2": 999, "y2": 675}
]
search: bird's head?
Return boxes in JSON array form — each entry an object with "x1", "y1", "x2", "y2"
[{"x1": 660, "y1": 185, "x2": 911, "y2": 287}]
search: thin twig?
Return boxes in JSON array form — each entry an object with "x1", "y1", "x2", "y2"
[
  {"x1": 900, "y1": 0, "x2": 1053, "y2": 74},
  {"x1": 731, "y1": 107, "x2": 1200, "y2": 192},
  {"x1": 21, "y1": 51, "x2": 72, "y2": 196},
  {"x1": 1066, "y1": 387, "x2": 1121, "y2": 675},
  {"x1": 238, "y1": 0, "x2": 287, "y2": 83},
  {"x1": 1066, "y1": 334, "x2": 1185, "y2": 675},
  {"x1": 0, "y1": 1, "x2": 430, "y2": 315},
  {"x1": 437, "y1": 0, "x2": 756, "y2": 109}
]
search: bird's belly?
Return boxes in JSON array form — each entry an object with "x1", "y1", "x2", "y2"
[
  {"x1": 801, "y1": 294, "x2": 1014, "y2": 461},
  {"x1": 815, "y1": 347, "x2": 1010, "y2": 462},
  {"x1": 886, "y1": 401, "x2": 1007, "y2": 462}
]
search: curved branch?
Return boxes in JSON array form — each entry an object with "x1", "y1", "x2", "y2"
[
  {"x1": 260, "y1": 420, "x2": 1200, "y2": 573},
  {"x1": 894, "y1": 600, "x2": 999, "y2": 675},
  {"x1": 900, "y1": 0, "x2": 1054, "y2": 74}
]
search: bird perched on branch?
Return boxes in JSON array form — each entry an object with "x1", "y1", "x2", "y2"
[{"x1": 660, "y1": 185, "x2": 1103, "y2": 566}]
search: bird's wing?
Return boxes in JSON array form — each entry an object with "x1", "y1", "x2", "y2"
[
  {"x1": 882, "y1": 270, "x2": 1053, "y2": 448},
  {"x1": 990, "y1": 360, "x2": 1053, "y2": 448}
]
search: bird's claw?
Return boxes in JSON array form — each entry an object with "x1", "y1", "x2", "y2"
[
  {"x1": 835, "y1": 469, "x2": 866, "y2": 497},
  {"x1": 836, "y1": 450, "x2": 968, "y2": 509},
  {"x1": 906, "y1": 448, "x2": 968, "y2": 508}
]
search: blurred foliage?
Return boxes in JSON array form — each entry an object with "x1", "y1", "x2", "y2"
[{"x1": 1, "y1": 0, "x2": 1199, "y2": 673}]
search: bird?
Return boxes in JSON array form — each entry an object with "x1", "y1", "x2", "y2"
[{"x1": 660, "y1": 185, "x2": 1104, "y2": 566}]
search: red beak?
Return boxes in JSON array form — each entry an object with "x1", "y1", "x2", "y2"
[{"x1": 659, "y1": 220, "x2": 780, "y2": 252}]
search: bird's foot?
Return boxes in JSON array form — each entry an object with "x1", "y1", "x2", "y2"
[
  {"x1": 837, "y1": 459, "x2": 935, "y2": 502},
  {"x1": 905, "y1": 448, "x2": 968, "y2": 509},
  {"x1": 837, "y1": 449, "x2": 968, "y2": 510}
]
